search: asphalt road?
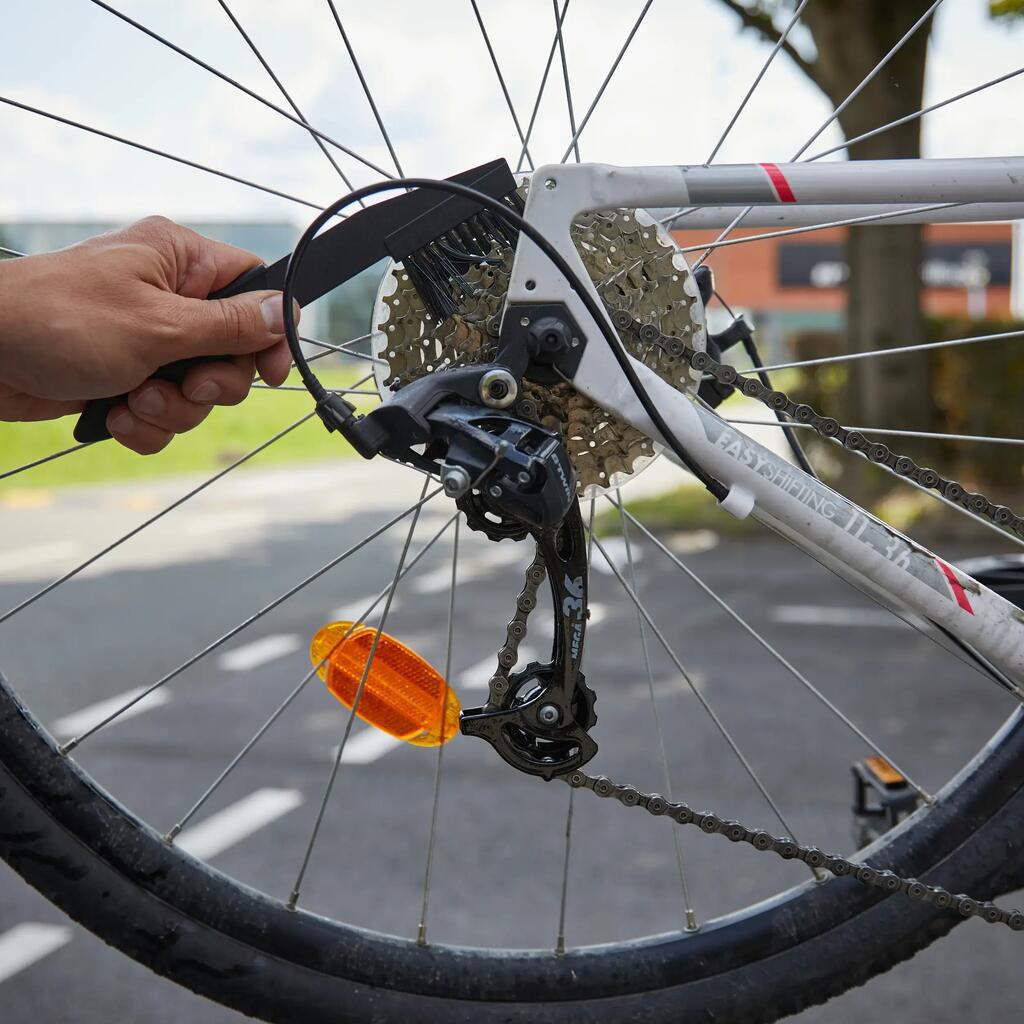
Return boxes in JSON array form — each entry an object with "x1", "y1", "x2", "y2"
[{"x1": 0, "y1": 458, "x2": 1021, "y2": 1022}]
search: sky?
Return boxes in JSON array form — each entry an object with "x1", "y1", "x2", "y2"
[{"x1": 0, "y1": 0, "x2": 1022, "y2": 227}]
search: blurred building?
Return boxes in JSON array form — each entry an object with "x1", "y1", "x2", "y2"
[
  {"x1": 673, "y1": 222, "x2": 1014, "y2": 361},
  {"x1": 0, "y1": 221, "x2": 384, "y2": 346}
]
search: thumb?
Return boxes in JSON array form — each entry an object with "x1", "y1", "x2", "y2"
[{"x1": 170, "y1": 290, "x2": 296, "y2": 358}]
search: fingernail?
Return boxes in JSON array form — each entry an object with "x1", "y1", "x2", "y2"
[
  {"x1": 110, "y1": 412, "x2": 134, "y2": 436},
  {"x1": 189, "y1": 380, "x2": 221, "y2": 404},
  {"x1": 131, "y1": 386, "x2": 165, "y2": 417},
  {"x1": 261, "y1": 294, "x2": 285, "y2": 335}
]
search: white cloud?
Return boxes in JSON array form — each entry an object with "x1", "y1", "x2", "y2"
[{"x1": 0, "y1": 0, "x2": 1020, "y2": 227}]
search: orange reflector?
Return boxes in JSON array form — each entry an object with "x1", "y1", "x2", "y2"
[
  {"x1": 863, "y1": 756, "x2": 906, "y2": 788},
  {"x1": 311, "y1": 622, "x2": 460, "y2": 746}
]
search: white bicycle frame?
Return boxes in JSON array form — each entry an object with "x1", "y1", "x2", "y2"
[{"x1": 508, "y1": 158, "x2": 1024, "y2": 686}]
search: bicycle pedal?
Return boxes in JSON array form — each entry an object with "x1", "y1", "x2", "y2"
[{"x1": 851, "y1": 756, "x2": 922, "y2": 849}]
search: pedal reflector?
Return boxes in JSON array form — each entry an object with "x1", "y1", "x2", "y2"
[{"x1": 310, "y1": 622, "x2": 460, "y2": 746}]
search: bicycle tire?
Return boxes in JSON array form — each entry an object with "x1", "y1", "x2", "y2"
[{"x1": 3, "y1": 669, "x2": 1023, "y2": 1023}]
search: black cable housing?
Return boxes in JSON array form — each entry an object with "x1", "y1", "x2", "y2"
[{"x1": 281, "y1": 176, "x2": 727, "y2": 500}]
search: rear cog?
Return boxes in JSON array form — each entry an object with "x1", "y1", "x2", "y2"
[{"x1": 371, "y1": 186, "x2": 707, "y2": 497}]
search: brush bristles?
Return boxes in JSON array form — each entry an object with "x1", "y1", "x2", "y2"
[{"x1": 402, "y1": 191, "x2": 524, "y2": 322}]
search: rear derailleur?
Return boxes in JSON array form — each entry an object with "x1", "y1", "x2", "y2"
[{"x1": 339, "y1": 360, "x2": 598, "y2": 780}]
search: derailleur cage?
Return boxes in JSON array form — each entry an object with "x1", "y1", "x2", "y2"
[{"x1": 460, "y1": 501, "x2": 598, "y2": 780}]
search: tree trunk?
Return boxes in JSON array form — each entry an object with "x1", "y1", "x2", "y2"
[{"x1": 800, "y1": 1, "x2": 936, "y2": 480}]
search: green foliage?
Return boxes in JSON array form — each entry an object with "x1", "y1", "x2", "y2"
[
  {"x1": 990, "y1": 0, "x2": 1024, "y2": 21},
  {"x1": 594, "y1": 482, "x2": 760, "y2": 539},
  {"x1": 930, "y1": 317, "x2": 1024, "y2": 494},
  {"x1": 0, "y1": 366, "x2": 369, "y2": 494}
]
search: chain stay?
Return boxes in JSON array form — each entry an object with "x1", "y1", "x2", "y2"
[{"x1": 611, "y1": 309, "x2": 1024, "y2": 539}]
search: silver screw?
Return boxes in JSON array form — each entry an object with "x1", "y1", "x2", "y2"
[
  {"x1": 544, "y1": 178, "x2": 557, "y2": 190},
  {"x1": 517, "y1": 471, "x2": 531, "y2": 485},
  {"x1": 538, "y1": 704, "x2": 560, "y2": 725},
  {"x1": 479, "y1": 368, "x2": 518, "y2": 409},
  {"x1": 488, "y1": 484, "x2": 503, "y2": 498},
  {"x1": 441, "y1": 464, "x2": 471, "y2": 498}
]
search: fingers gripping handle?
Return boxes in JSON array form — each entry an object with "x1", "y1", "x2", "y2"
[{"x1": 72, "y1": 263, "x2": 271, "y2": 444}]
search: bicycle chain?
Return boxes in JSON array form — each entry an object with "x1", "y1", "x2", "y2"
[
  {"x1": 609, "y1": 308, "x2": 1024, "y2": 539},
  {"x1": 563, "y1": 768, "x2": 1024, "y2": 930},
  {"x1": 485, "y1": 549, "x2": 547, "y2": 706},
  {"x1": 485, "y1": 314, "x2": 1024, "y2": 930}
]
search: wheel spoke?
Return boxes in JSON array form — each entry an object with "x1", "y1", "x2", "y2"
[
  {"x1": 726, "y1": 418, "x2": 1024, "y2": 448},
  {"x1": 693, "y1": 0, "x2": 945, "y2": 268},
  {"x1": 303, "y1": 334, "x2": 386, "y2": 365},
  {"x1": 217, "y1": 0, "x2": 359, "y2": 196},
  {"x1": 0, "y1": 441, "x2": 94, "y2": 483},
  {"x1": 288, "y1": 475, "x2": 432, "y2": 909},
  {"x1": 559, "y1": 0, "x2": 656, "y2": 163},
  {"x1": 587, "y1": 531, "x2": 817, "y2": 868},
  {"x1": 663, "y1": 0, "x2": 811, "y2": 225},
  {"x1": 610, "y1": 495, "x2": 932, "y2": 803},
  {"x1": 751, "y1": 326, "x2": 1024, "y2": 374},
  {"x1": 553, "y1": 0, "x2": 580, "y2": 164},
  {"x1": 0, "y1": 244, "x2": 26, "y2": 258},
  {"x1": 253, "y1": 383, "x2": 378, "y2": 394},
  {"x1": 707, "y1": 0, "x2": 812, "y2": 165},
  {"x1": 0, "y1": 94, "x2": 323, "y2": 212},
  {"x1": 417, "y1": 514, "x2": 461, "y2": 945},
  {"x1": 806, "y1": 64, "x2": 1024, "y2": 163},
  {"x1": 86, "y1": 0, "x2": 393, "y2": 179},
  {"x1": 58, "y1": 482, "x2": 442, "y2": 753},
  {"x1": 325, "y1": 1, "x2": 404, "y2": 176},
  {"x1": 0, "y1": 413, "x2": 317, "y2": 627},
  {"x1": 674, "y1": 201, "x2": 962, "y2": 251},
  {"x1": 469, "y1": 0, "x2": 534, "y2": 171},
  {"x1": 554, "y1": 784, "x2": 575, "y2": 956},
  {"x1": 165, "y1": 510, "x2": 459, "y2": 844},
  {"x1": 795, "y1": 0, "x2": 945, "y2": 160},
  {"x1": 516, "y1": 0, "x2": 571, "y2": 174},
  {"x1": 618, "y1": 495, "x2": 698, "y2": 931}
]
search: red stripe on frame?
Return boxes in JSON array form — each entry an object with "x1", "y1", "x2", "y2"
[
  {"x1": 760, "y1": 162, "x2": 796, "y2": 203},
  {"x1": 937, "y1": 559, "x2": 975, "y2": 615}
]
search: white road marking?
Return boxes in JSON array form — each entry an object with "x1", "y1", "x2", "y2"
[
  {"x1": 0, "y1": 540, "x2": 78, "y2": 577},
  {"x1": 330, "y1": 729, "x2": 403, "y2": 764},
  {"x1": 0, "y1": 923, "x2": 72, "y2": 983},
  {"x1": 457, "y1": 647, "x2": 539, "y2": 690},
  {"x1": 175, "y1": 788, "x2": 304, "y2": 861},
  {"x1": 411, "y1": 546, "x2": 523, "y2": 595},
  {"x1": 771, "y1": 605, "x2": 901, "y2": 628},
  {"x1": 217, "y1": 634, "x2": 302, "y2": 672},
  {"x1": 590, "y1": 538, "x2": 642, "y2": 575},
  {"x1": 52, "y1": 686, "x2": 170, "y2": 738},
  {"x1": 329, "y1": 596, "x2": 392, "y2": 624}
]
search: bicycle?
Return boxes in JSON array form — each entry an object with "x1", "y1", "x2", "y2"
[{"x1": 2, "y1": 2, "x2": 1024, "y2": 1022}]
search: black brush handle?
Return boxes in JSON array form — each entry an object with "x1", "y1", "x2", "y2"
[{"x1": 73, "y1": 263, "x2": 271, "y2": 444}]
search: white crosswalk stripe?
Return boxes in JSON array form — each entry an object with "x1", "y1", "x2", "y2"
[
  {"x1": 0, "y1": 923, "x2": 72, "y2": 984},
  {"x1": 175, "y1": 788, "x2": 304, "y2": 861},
  {"x1": 51, "y1": 686, "x2": 170, "y2": 738},
  {"x1": 217, "y1": 634, "x2": 302, "y2": 672},
  {"x1": 771, "y1": 605, "x2": 901, "y2": 628}
]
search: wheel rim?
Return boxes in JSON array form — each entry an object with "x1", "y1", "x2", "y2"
[{"x1": 1, "y1": 0, "x2": 1023, "y2": 1007}]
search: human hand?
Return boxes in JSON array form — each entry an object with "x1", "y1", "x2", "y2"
[{"x1": 0, "y1": 216, "x2": 297, "y2": 454}]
